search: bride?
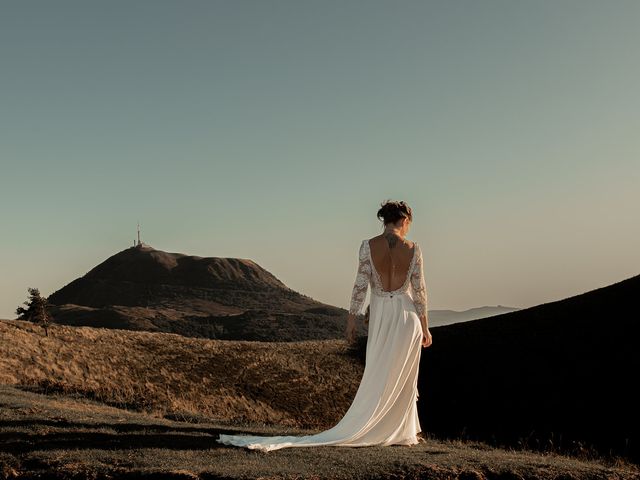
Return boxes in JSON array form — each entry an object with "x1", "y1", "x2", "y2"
[{"x1": 217, "y1": 199, "x2": 433, "y2": 451}]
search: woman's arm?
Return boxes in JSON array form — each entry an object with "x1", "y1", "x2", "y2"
[
  {"x1": 409, "y1": 244, "x2": 429, "y2": 333},
  {"x1": 346, "y1": 240, "x2": 371, "y2": 342},
  {"x1": 348, "y1": 240, "x2": 371, "y2": 316}
]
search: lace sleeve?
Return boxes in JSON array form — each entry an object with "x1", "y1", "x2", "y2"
[
  {"x1": 410, "y1": 244, "x2": 428, "y2": 319},
  {"x1": 348, "y1": 240, "x2": 371, "y2": 315}
]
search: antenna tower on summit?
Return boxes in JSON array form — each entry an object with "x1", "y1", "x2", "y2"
[{"x1": 134, "y1": 221, "x2": 148, "y2": 248}]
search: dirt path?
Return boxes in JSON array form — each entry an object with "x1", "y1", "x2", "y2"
[{"x1": 0, "y1": 385, "x2": 636, "y2": 480}]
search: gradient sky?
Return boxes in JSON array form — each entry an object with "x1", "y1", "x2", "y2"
[{"x1": 1, "y1": 1, "x2": 639, "y2": 319}]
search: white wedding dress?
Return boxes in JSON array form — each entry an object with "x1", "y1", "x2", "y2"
[{"x1": 216, "y1": 238, "x2": 428, "y2": 451}]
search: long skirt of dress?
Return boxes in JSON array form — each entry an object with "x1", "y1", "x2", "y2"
[{"x1": 216, "y1": 291, "x2": 424, "y2": 452}]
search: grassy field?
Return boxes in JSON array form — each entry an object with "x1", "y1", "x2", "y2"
[
  {"x1": 1, "y1": 318, "x2": 638, "y2": 479},
  {"x1": 1, "y1": 384, "x2": 637, "y2": 479},
  {"x1": 0, "y1": 319, "x2": 364, "y2": 429}
]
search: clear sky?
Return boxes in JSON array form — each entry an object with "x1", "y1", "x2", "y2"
[{"x1": 1, "y1": 1, "x2": 639, "y2": 319}]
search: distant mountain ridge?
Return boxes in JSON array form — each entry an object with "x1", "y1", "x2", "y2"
[{"x1": 428, "y1": 305, "x2": 521, "y2": 327}]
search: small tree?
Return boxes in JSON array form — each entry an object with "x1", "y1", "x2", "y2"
[{"x1": 16, "y1": 287, "x2": 53, "y2": 336}]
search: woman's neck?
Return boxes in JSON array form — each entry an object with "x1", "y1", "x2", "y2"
[{"x1": 383, "y1": 228, "x2": 404, "y2": 240}]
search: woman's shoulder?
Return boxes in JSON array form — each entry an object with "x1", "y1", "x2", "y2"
[{"x1": 365, "y1": 236, "x2": 417, "y2": 249}]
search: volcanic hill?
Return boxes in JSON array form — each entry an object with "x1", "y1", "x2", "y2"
[{"x1": 46, "y1": 243, "x2": 360, "y2": 341}]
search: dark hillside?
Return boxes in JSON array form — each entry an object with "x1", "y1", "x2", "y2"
[{"x1": 420, "y1": 273, "x2": 640, "y2": 461}]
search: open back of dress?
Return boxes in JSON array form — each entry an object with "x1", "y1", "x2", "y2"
[{"x1": 368, "y1": 238, "x2": 417, "y2": 293}]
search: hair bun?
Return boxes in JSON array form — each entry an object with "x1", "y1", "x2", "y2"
[{"x1": 377, "y1": 199, "x2": 412, "y2": 225}]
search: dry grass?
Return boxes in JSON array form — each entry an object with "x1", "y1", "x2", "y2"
[
  {"x1": 1, "y1": 384, "x2": 638, "y2": 480},
  {"x1": 0, "y1": 319, "x2": 363, "y2": 429},
  {"x1": 1, "y1": 319, "x2": 639, "y2": 479}
]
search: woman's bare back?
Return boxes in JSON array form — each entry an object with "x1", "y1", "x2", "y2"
[{"x1": 368, "y1": 234, "x2": 416, "y2": 292}]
